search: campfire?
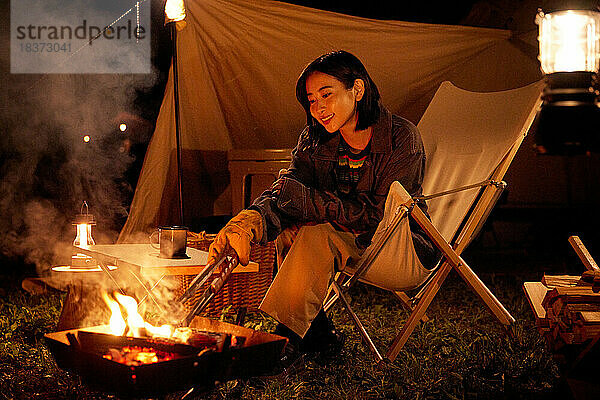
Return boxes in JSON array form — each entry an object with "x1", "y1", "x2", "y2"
[
  {"x1": 45, "y1": 279, "x2": 286, "y2": 396},
  {"x1": 98, "y1": 291, "x2": 241, "y2": 366}
]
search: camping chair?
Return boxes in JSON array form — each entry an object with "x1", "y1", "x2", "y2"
[{"x1": 323, "y1": 80, "x2": 544, "y2": 362}]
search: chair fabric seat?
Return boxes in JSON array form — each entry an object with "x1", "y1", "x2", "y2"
[{"x1": 356, "y1": 181, "x2": 433, "y2": 291}]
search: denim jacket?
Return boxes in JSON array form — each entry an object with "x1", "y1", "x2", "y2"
[{"x1": 250, "y1": 108, "x2": 439, "y2": 267}]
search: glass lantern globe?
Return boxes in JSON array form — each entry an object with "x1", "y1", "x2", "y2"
[
  {"x1": 73, "y1": 203, "x2": 96, "y2": 248},
  {"x1": 70, "y1": 202, "x2": 97, "y2": 269},
  {"x1": 537, "y1": 9, "x2": 600, "y2": 74}
]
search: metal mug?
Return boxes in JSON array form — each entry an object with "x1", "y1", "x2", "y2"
[{"x1": 150, "y1": 226, "x2": 189, "y2": 259}]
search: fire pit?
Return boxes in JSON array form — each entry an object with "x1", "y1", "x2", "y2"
[{"x1": 45, "y1": 318, "x2": 287, "y2": 398}]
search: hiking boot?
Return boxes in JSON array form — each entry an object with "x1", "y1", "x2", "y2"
[
  {"x1": 300, "y1": 327, "x2": 345, "y2": 358},
  {"x1": 299, "y1": 310, "x2": 345, "y2": 357},
  {"x1": 262, "y1": 340, "x2": 310, "y2": 377}
]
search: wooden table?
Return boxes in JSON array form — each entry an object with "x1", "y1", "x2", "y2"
[{"x1": 74, "y1": 244, "x2": 258, "y2": 276}]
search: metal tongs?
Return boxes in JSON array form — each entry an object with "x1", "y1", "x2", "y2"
[{"x1": 178, "y1": 250, "x2": 239, "y2": 326}]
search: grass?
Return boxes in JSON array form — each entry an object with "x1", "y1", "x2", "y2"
[{"x1": 0, "y1": 264, "x2": 565, "y2": 400}]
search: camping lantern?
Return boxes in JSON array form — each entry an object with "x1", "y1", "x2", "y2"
[
  {"x1": 537, "y1": 10, "x2": 600, "y2": 74},
  {"x1": 534, "y1": 7, "x2": 600, "y2": 154},
  {"x1": 72, "y1": 202, "x2": 96, "y2": 268},
  {"x1": 73, "y1": 201, "x2": 96, "y2": 248}
]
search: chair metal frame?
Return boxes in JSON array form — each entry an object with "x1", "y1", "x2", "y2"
[{"x1": 323, "y1": 87, "x2": 541, "y2": 362}]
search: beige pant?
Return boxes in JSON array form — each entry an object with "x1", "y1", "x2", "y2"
[{"x1": 260, "y1": 182, "x2": 432, "y2": 337}]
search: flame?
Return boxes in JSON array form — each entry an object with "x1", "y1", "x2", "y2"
[
  {"x1": 102, "y1": 291, "x2": 173, "y2": 338},
  {"x1": 114, "y1": 292, "x2": 146, "y2": 336},
  {"x1": 102, "y1": 292, "x2": 126, "y2": 336}
]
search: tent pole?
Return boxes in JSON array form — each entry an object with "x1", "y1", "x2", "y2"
[{"x1": 170, "y1": 22, "x2": 185, "y2": 226}]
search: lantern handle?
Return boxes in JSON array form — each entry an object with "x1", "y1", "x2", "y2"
[{"x1": 80, "y1": 201, "x2": 89, "y2": 215}]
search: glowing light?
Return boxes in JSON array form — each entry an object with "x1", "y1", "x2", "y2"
[
  {"x1": 114, "y1": 292, "x2": 145, "y2": 337},
  {"x1": 77, "y1": 224, "x2": 88, "y2": 246},
  {"x1": 83, "y1": 135, "x2": 90, "y2": 143},
  {"x1": 119, "y1": 123, "x2": 127, "y2": 132},
  {"x1": 537, "y1": 10, "x2": 600, "y2": 74},
  {"x1": 165, "y1": 0, "x2": 186, "y2": 22},
  {"x1": 73, "y1": 223, "x2": 95, "y2": 249},
  {"x1": 71, "y1": 202, "x2": 96, "y2": 268},
  {"x1": 103, "y1": 292, "x2": 174, "y2": 338},
  {"x1": 102, "y1": 292, "x2": 127, "y2": 336}
]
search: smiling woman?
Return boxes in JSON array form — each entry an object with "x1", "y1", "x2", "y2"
[
  {"x1": 296, "y1": 51, "x2": 381, "y2": 152},
  {"x1": 305, "y1": 72, "x2": 370, "y2": 150},
  {"x1": 207, "y1": 50, "x2": 440, "y2": 362}
]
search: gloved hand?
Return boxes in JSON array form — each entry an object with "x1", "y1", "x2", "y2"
[{"x1": 207, "y1": 209, "x2": 263, "y2": 266}]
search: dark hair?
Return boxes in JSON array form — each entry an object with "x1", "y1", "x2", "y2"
[{"x1": 295, "y1": 50, "x2": 381, "y2": 132}]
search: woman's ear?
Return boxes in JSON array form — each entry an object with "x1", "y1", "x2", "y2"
[{"x1": 353, "y1": 79, "x2": 365, "y2": 101}]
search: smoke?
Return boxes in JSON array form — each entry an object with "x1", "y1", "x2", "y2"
[
  {"x1": 0, "y1": 74, "x2": 157, "y2": 272},
  {"x1": 0, "y1": 1, "x2": 195, "y2": 329},
  {"x1": 0, "y1": 1, "x2": 160, "y2": 277}
]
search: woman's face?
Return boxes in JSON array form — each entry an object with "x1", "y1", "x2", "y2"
[{"x1": 306, "y1": 71, "x2": 363, "y2": 134}]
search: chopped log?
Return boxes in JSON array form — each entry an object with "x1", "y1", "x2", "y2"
[
  {"x1": 523, "y1": 282, "x2": 548, "y2": 320},
  {"x1": 523, "y1": 236, "x2": 600, "y2": 374},
  {"x1": 542, "y1": 275, "x2": 582, "y2": 288},
  {"x1": 580, "y1": 311, "x2": 600, "y2": 324},
  {"x1": 568, "y1": 236, "x2": 599, "y2": 272},
  {"x1": 580, "y1": 271, "x2": 600, "y2": 293},
  {"x1": 525, "y1": 274, "x2": 600, "y2": 354},
  {"x1": 542, "y1": 286, "x2": 600, "y2": 310}
]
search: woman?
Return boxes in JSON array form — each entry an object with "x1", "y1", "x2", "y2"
[{"x1": 208, "y1": 50, "x2": 439, "y2": 356}]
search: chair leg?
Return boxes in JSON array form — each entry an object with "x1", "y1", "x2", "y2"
[
  {"x1": 386, "y1": 262, "x2": 452, "y2": 361},
  {"x1": 410, "y1": 206, "x2": 515, "y2": 328},
  {"x1": 323, "y1": 291, "x2": 339, "y2": 312},
  {"x1": 332, "y1": 281, "x2": 384, "y2": 362},
  {"x1": 393, "y1": 291, "x2": 429, "y2": 323},
  {"x1": 323, "y1": 272, "x2": 345, "y2": 312},
  {"x1": 452, "y1": 257, "x2": 515, "y2": 327}
]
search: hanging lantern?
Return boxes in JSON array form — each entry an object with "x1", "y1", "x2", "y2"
[
  {"x1": 538, "y1": 10, "x2": 600, "y2": 74},
  {"x1": 72, "y1": 201, "x2": 96, "y2": 268},
  {"x1": 165, "y1": 0, "x2": 186, "y2": 30},
  {"x1": 534, "y1": 7, "x2": 600, "y2": 154}
]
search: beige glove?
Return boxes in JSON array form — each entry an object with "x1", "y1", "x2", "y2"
[{"x1": 207, "y1": 209, "x2": 263, "y2": 266}]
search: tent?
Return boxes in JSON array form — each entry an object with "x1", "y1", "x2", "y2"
[{"x1": 118, "y1": 0, "x2": 541, "y2": 241}]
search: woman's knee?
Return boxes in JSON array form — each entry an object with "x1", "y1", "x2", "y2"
[{"x1": 296, "y1": 223, "x2": 334, "y2": 241}]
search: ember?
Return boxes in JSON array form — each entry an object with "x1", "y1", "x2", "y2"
[{"x1": 103, "y1": 345, "x2": 172, "y2": 365}]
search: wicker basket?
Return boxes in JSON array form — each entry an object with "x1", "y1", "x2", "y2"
[{"x1": 175, "y1": 231, "x2": 275, "y2": 317}]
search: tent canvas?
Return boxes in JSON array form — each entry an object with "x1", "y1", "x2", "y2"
[{"x1": 119, "y1": 0, "x2": 541, "y2": 242}]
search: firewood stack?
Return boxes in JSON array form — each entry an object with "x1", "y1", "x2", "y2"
[
  {"x1": 524, "y1": 236, "x2": 600, "y2": 353},
  {"x1": 539, "y1": 282, "x2": 600, "y2": 350}
]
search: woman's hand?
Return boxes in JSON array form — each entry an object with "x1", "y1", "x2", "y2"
[{"x1": 207, "y1": 209, "x2": 263, "y2": 266}]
